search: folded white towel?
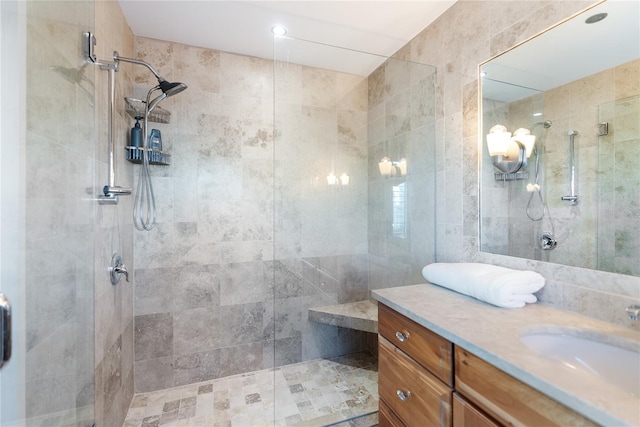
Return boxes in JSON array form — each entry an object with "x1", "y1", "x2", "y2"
[{"x1": 421, "y1": 262, "x2": 545, "y2": 308}]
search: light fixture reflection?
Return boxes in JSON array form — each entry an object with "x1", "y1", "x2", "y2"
[
  {"x1": 378, "y1": 157, "x2": 407, "y2": 177},
  {"x1": 486, "y1": 125, "x2": 511, "y2": 156},
  {"x1": 327, "y1": 172, "x2": 337, "y2": 186},
  {"x1": 326, "y1": 172, "x2": 349, "y2": 186}
]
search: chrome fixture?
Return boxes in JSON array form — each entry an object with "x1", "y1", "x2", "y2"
[
  {"x1": 561, "y1": 130, "x2": 579, "y2": 205},
  {"x1": 626, "y1": 305, "x2": 640, "y2": 321},
  {"x1": 395, "y1": 331, "x2": 410, "y2": 342},
  {"x1": 109, "y1": 253, "x2": 129, "y2": 285},
  {"x1": 396, "y1": 389, "x2": 411, "y2": 401},
  {"x1": 112, "y1": 52, "x2": 187, "y2": 231},
  {"x1": 83, "y1": 32, "x2": 132, "y2": 205},
  {"x1": 526, "y1": 121, "x2": 552, "y2": 221},
  {"x1": 487, "y1": 120, "x2": 551, "y2": 181},
  {"x1": 598, "y1": 122, "x2": 609, "y2": 136},
  {"x1": 486, "y1": 125, "x2": 531, "y2": 179},
  {"x1": 539, "y1": 232, "x2": 557, "y2": 250},
  {"x1": 0, "y1": 293, "x2": 11, "y2": 369}
]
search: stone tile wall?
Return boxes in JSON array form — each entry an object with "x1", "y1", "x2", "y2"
[
  {"x1": 366, "y1": 59, "x2": 437, "y2": 291},
  {"x1": 22, "y1": 1, "x2": 97, "y2": 424},
  {"x1": 131, "y1": 38, "x2": 373, "y2": 392},
  {"x1": 400, "y1": 0, "x2": 639, "y2": 329},
  {"x1": 482, "y1": 59, "x2": 639, "y2": 275},
  {"x1": 93, "y1": 1, "x2": 136, "y2": 426}
]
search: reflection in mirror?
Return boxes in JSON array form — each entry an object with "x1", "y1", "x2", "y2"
[
  {"x1": 480, "y1": 0, "x2": 640, "y2": 276},
  {"x1": 392, "y1": 181, "x2": 407, "y2": 239}
]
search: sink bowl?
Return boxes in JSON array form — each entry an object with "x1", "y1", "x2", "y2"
[{"x1": 520, "y1": 330, "x2": 640, "y2": 397}]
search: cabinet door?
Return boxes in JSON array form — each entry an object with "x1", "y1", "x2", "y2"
[
  {"x1": 379, "y1": 336, "x2": 452, "y2": 427},
  {"x1": 453, "y1": 393, "x2": 501, "y2": 427},
  {"x1": 455, "y1": 347, "x2": 599, "y2": 427},
  {"x1": 379, "y1": 399, "x2": 406, "y2": 427},
  {"x1": 379, "y1": 303, "x2": 453, "y2": 386}
]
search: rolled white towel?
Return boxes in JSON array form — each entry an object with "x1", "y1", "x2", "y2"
[{"x1": 421, "y1": 262, "x2": 545, "y2": 308}]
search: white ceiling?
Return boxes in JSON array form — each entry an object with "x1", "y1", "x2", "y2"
[
  {"x1": 118, "y1": 1, "x2": 457, "y2": 75},
  {"x1": 482, "y1": 0, "x2": 639, "y2": 102}
]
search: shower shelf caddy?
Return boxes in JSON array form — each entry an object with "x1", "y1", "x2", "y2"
[
  {"x1": 124, "y1": 97, "x2": 171, "y2": 166},
  {"x1": 125, "y1": 146, "x2": 171, "y2": 165}
]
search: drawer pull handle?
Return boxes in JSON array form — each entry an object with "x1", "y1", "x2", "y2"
[
  {"x1": 395, "y1": 331, "x2": 410, "y2": 342},
  {"x1": 396, "y1": 390, "x2": 411, "y2": 401}
]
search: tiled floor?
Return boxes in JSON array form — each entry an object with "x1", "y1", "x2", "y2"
[{"x1": 124, "y1": 352, "x2": 378, "y2": 427}]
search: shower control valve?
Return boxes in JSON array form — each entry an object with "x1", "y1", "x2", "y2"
[
  {"x1": 109, "y1": 252, "x2": 129, "y2": 285},
  {"x1": 539, "y1": 233, "x2": 557, "y2": 250}
]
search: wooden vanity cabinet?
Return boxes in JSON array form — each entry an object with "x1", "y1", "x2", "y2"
[
  {"x1": 378, "y1": 303, "x2": 453, "y2": 427},
  {"x1": 452, "y1": 393, "x2": 500, "y2": 427},
  {"x1": 379, "y1": 303, "x2": 453, "y2": 386},
  {"x1": 455, "y1": 347, "x2": 598, "y2": 427},
  {"x1": 378, "y1": 304, "x2": 599, "y2": 427}
]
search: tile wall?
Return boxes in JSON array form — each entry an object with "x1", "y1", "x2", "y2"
[
  {"x1": 366, "y1": 59, "x2": 437, "y2": 291},
  {"x1": 482, "y1": 58, "x2": 639, "y2": 275},
  {"x1": 93, "y1": 1, "x2": 136, "y2": 426},
  {"x1": 399, "y1": 0, "x2": 639, "y2": 329},
  {"x1": 23, "y1": 1, "x2": 96, "y2": 423},
  {"x1": 131, "y1": 38, "x2": 374, "y2": 393}
]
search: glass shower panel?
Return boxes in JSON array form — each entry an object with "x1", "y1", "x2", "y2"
[
  {"x1": 1, "y1": 1, "x2": 95, "y2": 425},
  {"x1": 597, "y1": 95, "x2": 640, "y2": 275},
  {"x1": 273, "y1": 37, "x2": 436, "y2": 425}
]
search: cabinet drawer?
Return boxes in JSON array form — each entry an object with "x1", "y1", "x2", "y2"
[
  {"x1": 379, "y1": 398, "x2": 405, "y2": 427},
  {"x1": 454, "y1": 347, "x2": 598, "y2": 427},
  {"x1": 379, "y1": 336, "x2": 452, "y2": 427},
  {"x1": 453, "y1": 393, "x2": 500, "y2": 427},
  {"x1": 379, "y1": 303, "x2": 453, "y2": 386}
]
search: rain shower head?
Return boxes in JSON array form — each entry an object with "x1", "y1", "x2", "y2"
[{"x1": 159, "y1": 80, "x2": 188, "y2": 97}]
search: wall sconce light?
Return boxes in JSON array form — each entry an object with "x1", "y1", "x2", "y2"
[
  {"x1": 487, "y1": 125, "x2": 535, "y2": 176},
  {"x1": 327, "y1": 172, "x2": 337, "y2": 185},
  {"x1": 327, "y1": 172, "x2": 350, "y2": 186},
  {"x1": 378, "y1": 157, "x2": 407, "y2": 177}
]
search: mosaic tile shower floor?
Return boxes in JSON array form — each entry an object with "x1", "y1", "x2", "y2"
[{"x1": 123, "y1": 352, "x2": 378, "y2": 427}]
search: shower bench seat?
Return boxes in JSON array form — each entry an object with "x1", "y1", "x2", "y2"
[{"x1": 308, "y1": 299, "x2": 378, "y2": 333}]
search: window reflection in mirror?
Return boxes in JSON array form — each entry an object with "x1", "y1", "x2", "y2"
[
  {"x1": 479, "y1": 0, "x2": 640, "y2": 276},
  {"x1": 392, "y1": 181, "x2": 407, "y2": 239}
]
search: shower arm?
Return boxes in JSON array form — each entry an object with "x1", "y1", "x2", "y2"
[{"x1": 113, "y1": 51, "x2": 165, "y2": 83}]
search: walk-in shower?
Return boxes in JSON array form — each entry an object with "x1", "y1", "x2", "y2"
[{"x1": 123, "y1": 34, "x2": 437, "y2": 427}]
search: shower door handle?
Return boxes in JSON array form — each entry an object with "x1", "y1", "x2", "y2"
[{"x1": 0, "y1": 293, "x2": 11, "y2": 369}]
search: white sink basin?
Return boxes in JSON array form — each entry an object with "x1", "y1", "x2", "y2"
[{"x1": 520, "y1": 330, "x2": 640, "y2": 397}]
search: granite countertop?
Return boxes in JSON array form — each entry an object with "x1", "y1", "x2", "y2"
[{"x1": 371, "y1": 284, "x2": 640, "y2": 427}]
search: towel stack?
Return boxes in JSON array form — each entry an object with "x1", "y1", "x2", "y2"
[{"x1": 421, "y1": 262, "x2": 545, "y2": 308}]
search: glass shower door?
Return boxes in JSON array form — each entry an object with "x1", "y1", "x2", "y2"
[
  {"x1": 272, "y1": 36, "x2": 436, "y2": 425},
  {"x1": 1, "y1": 1, "x2": 96, "y2": 425}
]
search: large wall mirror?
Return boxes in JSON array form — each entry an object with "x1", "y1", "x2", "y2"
[{"x1": 480, "y1": 0, "x2": 639, "y2": 276}]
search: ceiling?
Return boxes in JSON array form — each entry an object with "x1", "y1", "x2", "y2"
[
  {"x1": 118, "y1": 1, "x2": 457, "y2": 75},
  {"x1": 482, "y1": 0, "x2": 639, "y2": 102}
]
